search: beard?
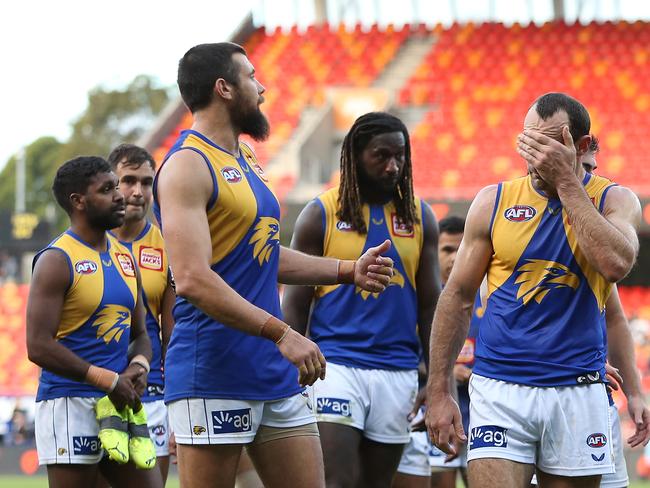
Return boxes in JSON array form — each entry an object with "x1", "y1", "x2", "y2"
[
  {"x1": 86, "y1": 204, "x2": 124, "y2": 230},
  {"x1": 230, "y1": 92, "x2": 270, "y2": 142}
]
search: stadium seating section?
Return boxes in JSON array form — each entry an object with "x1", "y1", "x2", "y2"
[{"x1": 153, "y1": 21, "x2": 649, "y2": 202}]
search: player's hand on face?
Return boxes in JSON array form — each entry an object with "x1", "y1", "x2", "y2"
[
  {"x1": 453, "y1": 364, "x2": 472, "y2": 384},
  {"x1": 276, "y1": 328, "x2": 326, "y2": 387},
  {"x1": 355, "y1": 239, "x2": 394, "y2": 293},
  {"x1": 627, "y1": 395, "x2": 650, "y2": 447},
  {"x1": 425, "y1": 391, "x2": 466, "y2": 457},
  {"x1": 516, "y1": 126, "x2": 577, "y2": 189}
]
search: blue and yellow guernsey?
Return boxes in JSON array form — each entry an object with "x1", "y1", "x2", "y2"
[
  {"x1": 474, "y1": 173, "x2": 618, "y2": 386},
  {"x1": 153, "y1": 129, "x2": 300, "y2": 401},
  {"x1": 309, "y1": 187, "x2": 424, "y2": 370},
  {"x1": 111, "y1": 221, "x2": 168, "y2": 402},
  {"x1": 35, "y1": 231, "x2": 138, "y2": 401}
]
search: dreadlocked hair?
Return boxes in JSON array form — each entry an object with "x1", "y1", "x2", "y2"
[{"x1": 337, "y1": 112, "x2": 418, "y2": 234}]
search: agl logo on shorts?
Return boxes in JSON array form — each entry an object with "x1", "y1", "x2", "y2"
[
  {"x1": 211, "y1": 408, "x2": 252, "y2": 434},
  {"x1": 72, "y1": 435, "x2": 100, "y2": 455},
  {"x1": 221, "y1": 166, "x2": 243, "y2": 183},
  {"x1": 316, "y1": 398, "x2": 351, "y2": 417},
  {"x1": 469, "y1": 425, "x2": 508, "y2": 450},
  {"x1": 504, "y1": 205, "x2": 536, "y2": 222},
  {"x1": 586, "y1": 433, "x2": 607, "y2": 448}
]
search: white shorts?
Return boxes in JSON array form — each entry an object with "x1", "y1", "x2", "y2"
[
  {"x1": 313, "y1": 362, "x2": 418, "y2": 444},
  {"x1": 143, "y1": 400, "x2": 169, "y2": 457},
  {"x1": 468, "y1": 374, "x2": 614, "y2": 477},
  {"x1": 35, "y1": 397, "x2": 103, "y2": 465},
  {"x1": 397, "y1": 430, "x2": 431, "y2": 476},
  {"x1": 429, "y1": 439, "x2": 467, "y2": 470},
  {"x1": 168, "y1": 390, "x2": 316, "y2": 445}
]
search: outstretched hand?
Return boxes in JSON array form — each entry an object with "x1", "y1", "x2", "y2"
[{"x1": 354, "y1": 239, "x2": 394, "y2": 293}]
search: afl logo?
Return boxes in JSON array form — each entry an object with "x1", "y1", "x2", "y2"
[
  {"x1": 504, "y1": 205, "x2": 536, "y2": 222},
  {"x1": 586, "y1": 433, "x2": 607, "y2": 448},
  {"x1": 336, "y1": 221, "x2": 353, "y2": 232},
  {"x1": 75, "y1": 260, "x2": 97, "y2": 274},
  {"x1": 221, "y1": 166, "x2": 242, "y2": 183}
]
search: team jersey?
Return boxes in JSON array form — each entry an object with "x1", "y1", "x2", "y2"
[
  {"x1": 456, "y1": 292, "x2": 483, "y2": 433},
  {"x1": 308, "y1": 187, "x2": 424, "y2": 370},
  {"x1": 111, "y1": 221, "x2": 168, "y2": 402},
  {"x1": 34, "y1": 230, "x2": 138, "y2": 401},
  {"x1": 474, "y1": 173, "x2": 617, "y2": 386},
  {"x1": 153, "y1": 129, "x2": 300, "y2": 401}
]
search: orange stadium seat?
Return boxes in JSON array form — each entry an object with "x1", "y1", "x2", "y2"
[{"x1": 400, "y1": 21, "x2": 650, "y2": 199}]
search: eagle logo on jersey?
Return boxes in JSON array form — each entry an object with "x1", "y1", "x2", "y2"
[
  {"x1": 514, "y1": 259, "x2": 580, "y2": 305},
  {"x1": 356, "y1": 268, "x2": 405, "y2": 300},
  {"x1": 91, "y1": 304, "x2": 131, "y2": 344},
  {"x1": 249, "y1": 217, "x2": 280, "y2": 265}
]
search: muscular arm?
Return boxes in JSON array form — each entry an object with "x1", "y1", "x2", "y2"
[
  {"x1": 558, "y1": 182, "x2": 640, "y2": 282},
  {"x1": 26, "y1": 249, "x2": 93, "y2": 381},
  {"x1": 606, "y1": 285, "x2": 642, "y2": 399},
  {"x1": 416, "y1": 203, "x2": 441, "y2": 370},
  {"x1": 281, "y1": 201, "x2": 324, "y2": 336},
  {"x1": 128, "y1": 270, "x2": 152, "y2": 364},
  {"x1": 427, "y1": 186, "x2": 496, "y2": 394},
  {"x1": 518, "y1": 128, "x2": 640, "y2": 282},
  {"x1": 160, "y1": 276, "x2": 175, "y2": 359},
  {"x1": 157, "y1": 150, "x2": 279, "y2": 335}
]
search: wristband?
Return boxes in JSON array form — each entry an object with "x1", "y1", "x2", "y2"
[
  {"x1": 86, "y1": 365, "x2": 119, "y2": 393},
  {"x1": 130, "y1": 354, "x2": 150, "y2": 374},
  {"x1": 336, "y1": 260, "x2": 356, "y2": 284},
  {"x1": 260, "y1": 315, "x2": 290, "y2": 344}
]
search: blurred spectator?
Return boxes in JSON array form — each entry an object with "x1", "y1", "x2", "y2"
[{"x1": 5, "y1": 407, "x2": 34, "y2": 446}]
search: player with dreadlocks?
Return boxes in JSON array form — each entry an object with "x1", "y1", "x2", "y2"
[{"x1": 283, "y1": 111, "x2": 441, "y2": 488}]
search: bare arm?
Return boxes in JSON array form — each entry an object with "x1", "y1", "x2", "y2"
[
  {"x1": 518, "y1": 127, "x2": 640, "y2": 282},
  {"x1": 160, "y1": 273, "x2": 175, "y2": 359},
  {"x1": 128, "y1": 270, "x2": 152, "y2": 364},
  {"x1": 606, "y1": 285, "x2": 650, "y2": 447},
  {"x1": 281, "y1": 200, "x2": 324, "y2": 336},
  {"x1": 415, "y1": 203, "x2": 441, "y2": 370},
  {"x1": 425, "y1": 186, "x2": 496, "y2": 453},
  {"x1": 156, "y1": 149, "x2": 325, "y2": 386}
]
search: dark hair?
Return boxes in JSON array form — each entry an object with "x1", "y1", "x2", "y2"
[
  {"x1": 178, "y1": 42, "x2": 247, "y2": 113},
  {"x1": 533, "y1": 92, "x2": 591, "y2": 142},
  {"x1": 52, "y1": 156, "x2": 112, "y2": 214},
  {"x1": 439, "y1": 215, "x2": 465, "y2": 235},
  {"x1": 589, "y1": 134, "x2": 600, "y2": 153},
  {"x1": 108, "y1": 143, "x2": 156, "y2": 171},
  {"x1": 337, "y1": 112, "x2": 418, "y2": 234}
]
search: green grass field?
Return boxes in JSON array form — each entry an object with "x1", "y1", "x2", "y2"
[{"x1": 1, "y1": 478, "x2": 650, "y2": 488}]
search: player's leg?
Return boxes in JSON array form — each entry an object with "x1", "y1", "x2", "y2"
[
  {"x1": 429, "y1": 469, "x2": 457, "y2": 488},
  {"x1": 360, "y1": 368, "x2": 419, "y2": 488},
  {"x1": 246, "y1": 389, "x2": 324, "y2": 487},
  {"x1": 47, "y1": 464, "x2": 100, "y2": 488},
  {"x1": 144, "y1": 400, "x2": 171, "y2": 485},
  {"x1": 167, "y1": 398, "x2": 262, "y2": 488},
  {"x1": 237, "y1": 449, "x2": 264, "y2": 488},
  {"x1": 393, "y1": 430, "x2": 431, "y2": 488},
  {"x1": 98, "y1": 457, "x2": 164, "y2": 488},
  {"x1": 466, "y1": 375, "x2": 539, "y2": 488},
  {"x1": 313, "y1": 363, "x2": 370, "y2": 487},
  {"x1": 248, "y1": 426, "x2": 325, "y2": 488},
  {"x1": 36, "y1": 398, "x2": 105, "y2": 488},
  {"x1": 536, "y1": 383, "x2": 613, "y2": 487},
  {"x1": 358, "y1": 437, "x2": 406, "y2": 488},
  {"x1": 469, "y1": 458, "x2": 535, "y2": 487}
]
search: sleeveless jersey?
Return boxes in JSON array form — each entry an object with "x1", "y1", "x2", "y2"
[
  {"x1": 309, "y1": 187, "x2": 424, "y2": 370},
  {"x1": 35, "y1": 231, "x2": 138, "y2": 401},
  {"x1": 111, "y1": 221, "x2": 168, "y2": 402},
  {"x1": 153, "y1": 129, "x2": 300, "y2": 401},
  {"x1": 474, "y1": 173, "x2": 618, "y2": 386}
]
